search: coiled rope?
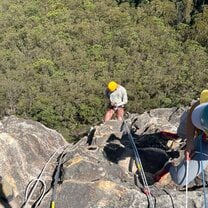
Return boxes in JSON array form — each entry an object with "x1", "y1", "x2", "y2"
[{"x1": 21, "y1": 144, "x2": 70, "y2": 208}]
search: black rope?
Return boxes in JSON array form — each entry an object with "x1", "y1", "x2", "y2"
[
  {"x1": 50, "y1": 149, "x2": 67, "y2": 208},
  {"x1": 162, "y1": 189, "x2": 175, "y2": 208}
]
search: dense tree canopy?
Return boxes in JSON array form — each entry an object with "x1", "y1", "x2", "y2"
[{"x1": 0, "y1": 0, "x2": 207, "y2": 141}]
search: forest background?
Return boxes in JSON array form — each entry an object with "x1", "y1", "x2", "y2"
[{"x1": 0, "y1": 0, "x2": 207, "y2": 141}]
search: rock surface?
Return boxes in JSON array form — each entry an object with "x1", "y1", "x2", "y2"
[
  {"x1": 0, "y1": 116, "x2": 68, "y2": 207},
  {"x1": 0, "y1": 108, "x2": 207, "y2": 208}
]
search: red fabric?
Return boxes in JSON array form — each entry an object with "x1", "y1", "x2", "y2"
[
  {"x1": 202, "y1": 132, "x2": 208, "y2": 141},
  {"x1": 154, "y1": 169, "x2": 169, "y2": 182},
  {"x1": 160, "y1": 131, "x2": 178, "y2": 140}
]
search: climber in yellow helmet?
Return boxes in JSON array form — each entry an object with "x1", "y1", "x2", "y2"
[
  {"x1": 104, "y1": 81, "x2": 128, "y2": 122},
  {"x1": 155, "y1": 89, "x2": 208, "y2": 186}
]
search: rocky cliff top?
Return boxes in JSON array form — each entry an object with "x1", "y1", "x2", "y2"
[{"x1": 0, "y1": 108, "x2": 207, "y2": 208}]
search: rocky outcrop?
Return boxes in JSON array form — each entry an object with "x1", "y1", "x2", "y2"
[
  {"x1": 39, "y1": 107, "x2": 208, "y2": 208},
  {"x1": 0, "y1": 108, "x2": 207, "y2": 208},
  {"x1": 0, "y1": 116, "x2": 68, "y2": 207}
]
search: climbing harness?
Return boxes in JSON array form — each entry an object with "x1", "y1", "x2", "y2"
[
  {"x1": 199, "y1": 134, "x2": 208, "y2": 208},
  {"x1": 185, "y1": 160, "x2": 189, "y2": 208},
  {"x1": 122, "y1": 119, "x2": 155, "y2": 208},
  {"x1": 195, "y1": 151, "x2": 208, "y2": 157}
]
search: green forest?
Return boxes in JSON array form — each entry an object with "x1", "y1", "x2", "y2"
[{"x1": 0, "y1": 0, "x2": 207, "y2": 141}]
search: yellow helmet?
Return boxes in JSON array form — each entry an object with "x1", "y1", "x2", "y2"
[
  {"x1": 200, "y1": 89, "x2": 208, "y2": 104},
  {"x1": 107, "y1": 81, "x2": 118, "y2": 92}
]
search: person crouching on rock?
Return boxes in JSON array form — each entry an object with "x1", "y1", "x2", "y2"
[
  {"x1": 104, "y1": 81, "x2": 128, "y2": 122},
  {"x1": 155, "y1": 89, "x2": 208, "y2": 186}
]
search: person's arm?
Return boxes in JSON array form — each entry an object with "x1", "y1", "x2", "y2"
[
  {"x1": 105, "y1": 89, "x2": 114, "y2": 108},
  {"x1": 116, "y1": 87, "x2": 128, "y2": 107},
  {"x1": 185, "y1": 101, "x2": 199, "y2": 160},
  {"x1": 122, "y1": 88, "x2": 128, "y2": 105}
]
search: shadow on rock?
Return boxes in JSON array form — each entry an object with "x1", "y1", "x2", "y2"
[
  {"x1": 134, "y1": 132, "x2": 171, "y2": 150},
  {"x1": 103, "y1": 131, "x2": 181, "y2": 185},
  {"x1": 0, "y1": 177, "x2": 12, "y2": 208},
  {"x1": 103, "y1": 134, "x2": 128, "y2": 164}
]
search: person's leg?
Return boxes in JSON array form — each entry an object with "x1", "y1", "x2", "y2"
[
  {"x1": 169, "y1": 158, "x2": 201, "y2": 186},
  {"x1": 116, "y1": 107, "x2": 124, "y2": 121},
  {"x1": 104, "y1": 108, "x2": 115, "y2": 122},
  {"x1": 154, "y1": 161, "x2": 172, "y2": 182},
  {"x1": 170, "y1": 139, "x2": 208, "y2": 186}
]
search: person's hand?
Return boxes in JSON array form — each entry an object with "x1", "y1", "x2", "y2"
[
  {"x1": 111, "y1": 102, "x2": 116, "y2": 107},
  {"x1": 185, "y1": 147, "x2": 194, "y2": 160},
  {"x1": 184, "y1": 141, "x2": 194, "y2": 161},
  {"x1": 115, "y1": 103, "x2": 125, "y2": 109},
  {"x1": 185, "y1": 150, "x2": 191, "y2": 161}
]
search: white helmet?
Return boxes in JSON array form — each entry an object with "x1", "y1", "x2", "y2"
[{"x1": 192, "y1": 103, "x2": 208, "y2": 131}]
